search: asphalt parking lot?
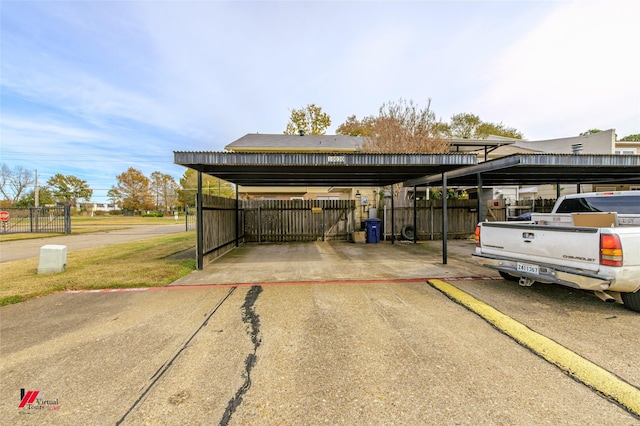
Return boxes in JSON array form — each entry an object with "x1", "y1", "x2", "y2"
[{"x1": 1, "y1": 239, "x2": 639, "y2": 425}]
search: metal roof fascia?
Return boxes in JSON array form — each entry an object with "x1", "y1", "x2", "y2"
[
  {"x1": 403, "y1": 155, "x2": 523, "y2": 187},
  {"x1": 174, "y1": 151, "x2": 478, "y2": 167}
]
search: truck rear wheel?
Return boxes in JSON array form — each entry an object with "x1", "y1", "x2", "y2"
[
  {"x1": 621, "y1": 291, "x2": 640, "y2": 312},
  {"x1": 498, "y1": 271, "x2": 519, "y2": 282}
]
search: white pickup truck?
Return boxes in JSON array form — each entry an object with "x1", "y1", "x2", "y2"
[{"x1": 473, "y1": 191, "x2": 640, "y2": 312}]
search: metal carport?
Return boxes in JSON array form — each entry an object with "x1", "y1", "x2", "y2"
[
  {"x1": 174, "y1": 151, "x2": 478, "y2": 268},
  {"x1": 175, "y1": 152, "x2": 640, "y2": 267},
  {"x1": 404, "y1": 154, "x2": 640, "y2": 263}
]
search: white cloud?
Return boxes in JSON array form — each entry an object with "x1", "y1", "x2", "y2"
[
  {"x1": 475, "y1": 0, "x2": 640, "y2": 139},
  {"x1": 3, "y1": 0, "x2": 637, "y2": 203}
]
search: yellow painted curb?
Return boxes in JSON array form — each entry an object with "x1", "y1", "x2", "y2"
[{"x1": 428, "y1": 279, "x2": 640, "y2": 417}]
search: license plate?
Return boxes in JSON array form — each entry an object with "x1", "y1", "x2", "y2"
[{"x1": 517, "y1": 262, "x2": 539, "y2": 275}]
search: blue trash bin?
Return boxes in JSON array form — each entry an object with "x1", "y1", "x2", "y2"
[{"x1": 364, "y1": 218, "x2": 381, "y2": 243}]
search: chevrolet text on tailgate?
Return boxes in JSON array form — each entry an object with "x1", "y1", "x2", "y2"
[{"x1": 473, "y1": 191, "x2": 640, "y2": 312}]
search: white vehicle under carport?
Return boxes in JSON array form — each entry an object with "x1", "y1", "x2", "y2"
[{"x1": 473, "y1": 191, "x2": 640, "y2": 312}]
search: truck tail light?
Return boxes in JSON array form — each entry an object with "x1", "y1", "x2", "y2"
[
  {"x1": 474, "y1": 225, "x2": 481, "y2": 247},
  {"x1": 600, "y1": 234, "x2": 623, "y2": 267}
]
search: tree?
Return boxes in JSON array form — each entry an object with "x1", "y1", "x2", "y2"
[
  {"x1": 150, "y1": 171, "x2": 180, "y2": 211},
  {"x1": 178, "y1": 168, "x2": 234, "y2": 207},
  {"x1": 335, "y1": 115, "x2": 376, "y2": 137},
  {"x1": 580, "y1": 129, "x2": 602, "y2": 136},
  {"x1": 107, "y1": 188, "x2": 121, "y2": 206},
  {"x1": 0, "y1": 164, "x2": 35, "y2": 205},
  {"x1": 359, "y1": 98, "x2": 449, "y2": 153},
  {"x1": 112, "y1": 167, "x2": 154, "y2": 211},
  {"x1": 445, "y1": 113, "x2": 523, "y2": 139},
  {"x1": 15, "y1": 187, "x2": 55, "y2": 207},
  {"x1": 620, "y1": 134, "x2": 640, "y2": 141},
  {"x1": 475, "y1": 122, "x2": 523, "y2": 139},
  {"x1": 448, "y1": 113, "x2": 482, "y2": 139},
  {"x1": 284, "y1": 103, "x2": 332, "y2": 135},
  {"x1": 47, "y1": 174, "x2": 93, "y2": 205}
]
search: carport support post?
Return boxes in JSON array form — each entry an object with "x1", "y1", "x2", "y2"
[
  {"x1": 413, "y1": 185, "x2": 417, "y2": 243},
  {"x1": 196, "y1": 171, "x2": 204, "y2": 270},
  {"x1": 322, "y1": 207, "x2": 326, "y2": 241},
  {"x1": 235, "y1": 186, "x2": 240, "y2": 247},
  {"x1": 442, "y1": 172, "x2": 448, "y2": 265},
  {"x1": 477, "y1": 173, "x2": 485, "y2": 222},
  {"x1": 391, "y1": 186, "x2": 395, "y2": 244}
]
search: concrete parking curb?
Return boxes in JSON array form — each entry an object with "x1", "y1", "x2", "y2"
[{"x1": 428, "y1": 279, "x2": 640, "y2": 418}]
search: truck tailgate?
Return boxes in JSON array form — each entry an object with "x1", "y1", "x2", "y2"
[{"x1": 479, "y1": 222, "x2": 601, "y2": 272}]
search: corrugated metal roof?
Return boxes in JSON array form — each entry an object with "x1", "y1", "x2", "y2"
[
  {"x1": 174, "y1": 151, "x2": 477, "y2": 187},
  {"x1": 404, "y1": 154, "x2": 640, "y2": 187}
]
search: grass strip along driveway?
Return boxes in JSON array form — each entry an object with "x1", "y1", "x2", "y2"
[{"x1": 0, "y1": 231, "x2": 196, "y2": 306}]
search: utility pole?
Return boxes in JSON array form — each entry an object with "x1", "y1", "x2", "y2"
[
  {"x1": 34, "y1": 169, "x2": 39, "y2": 207},
  {"x1": 34, "y1": 169, "x2": 39, "y2": 233}
]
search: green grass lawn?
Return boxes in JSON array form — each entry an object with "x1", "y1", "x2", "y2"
[{"x1": 0, "y1": 231, "x2": 196, "y2": 306}]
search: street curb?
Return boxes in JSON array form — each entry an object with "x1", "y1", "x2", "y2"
[{"x1": 427, "y1": 279, "x2": 640, "y2": 418}]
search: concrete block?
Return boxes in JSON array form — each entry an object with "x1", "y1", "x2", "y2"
[{"x1": 38, "y1": 245, "x2": 67, "y2": 274}]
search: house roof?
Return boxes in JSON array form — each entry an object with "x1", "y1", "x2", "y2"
[
  {"x1": 225, "y1": 133, "x2": 514, "y2": 154},
  {"x1": 225, "y1": 133, "x2": 363, "y2": 152},
  {"x1": 511, "y1": 129, "x2": 615, "y2": 154}
]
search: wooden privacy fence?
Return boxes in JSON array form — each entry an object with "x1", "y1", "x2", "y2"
[
  {"x1": 243, "y1": 200, "x2": 355, "y2": 242},
  {"x1": 197, "y1": 196, "x2": 559, "y2": 267},
  {"x1": 381, "y1": 198, "x2": 557, "y2": 240},
  {"x1": 382, "y1": 199, "x2": 478, "y2": 240},
  {"x1": 200, "y1": 194, "x2": 244, "y2": 265}
]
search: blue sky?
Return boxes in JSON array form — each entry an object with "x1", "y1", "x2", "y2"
[{"x1": 1, "y1": 0, "x2": 638, "y2": 203}]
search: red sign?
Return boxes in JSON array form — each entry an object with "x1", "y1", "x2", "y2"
[{"x1": 0, "y1": 211, "x2": 9, "y2": 221}]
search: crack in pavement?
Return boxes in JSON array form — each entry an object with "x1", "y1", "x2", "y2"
[
  {"x1": 220, "y1": 285, "x2": 263, "y2": 426},
  {"x1": 115, "y1": 286, "x2": 237, "y2": 426}
]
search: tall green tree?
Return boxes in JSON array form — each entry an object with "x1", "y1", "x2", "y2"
[
  {"x1": 15, "y1": 187, "x2": 55, "y2": 207},
  {"x1": 284, "y1": 103, "x2": 331, "y2": 135},
  {"x1": 448, "y1": 113, "x2": 482, "y2": 139},
  {"x1": 178, "y1": 168, "x2": 234, "y2": 207},
  {"x1": 444, "y1": 113, "x2": 523, "y2": 139},
  {"x1": 112, "y1": 167, "x2": 154, "y2": 211},
  {"x1": 620, "y1": 134, "x2": 639, "y2": 141},
  {"x1": 47, "y1": 173, "x2": 93, "y2": 205}
]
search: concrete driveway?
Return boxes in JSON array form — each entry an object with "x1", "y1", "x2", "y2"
[{"x1": 1, "y1": 240, "x2": 638, "y2": 425}]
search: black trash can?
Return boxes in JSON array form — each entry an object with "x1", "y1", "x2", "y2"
[{"x1": 364, "y1": 218, "x2": 381, "y2": 243}]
